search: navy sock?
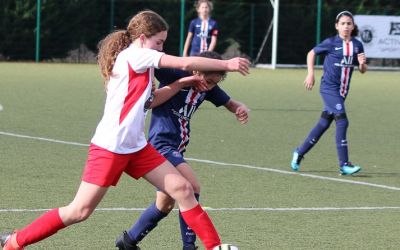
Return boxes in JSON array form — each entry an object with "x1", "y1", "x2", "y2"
[
  {"x1": 335, "y1": 116, "x2": 349, "y2": 166},
  {"x1": 127, "y1": 202, "x2": 168, "y2": 243},
  {"x1": 297, "y1": 112, "x2": 333, "y2": 155},
  {"x1": 179, "y1": 193, "x2": 200, "y2": 246}
]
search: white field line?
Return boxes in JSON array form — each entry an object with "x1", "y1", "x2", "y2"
[
  {"x1": 1, "y1": 131, "x2": 400, "y2": 192},
  {"x1": 186, "y1": 158, "x2": 400, "y2": 191},
  {"x1": 1, "y1": 207, "x2": 400, "y2": 213}
]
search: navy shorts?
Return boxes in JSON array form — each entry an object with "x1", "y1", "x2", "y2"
[
  {"x1": 321, "y1": 93, "x2": 346, "y2": 114},
  {"x1": 163, "y1": 149, "x2": 186, "y2": 167}
]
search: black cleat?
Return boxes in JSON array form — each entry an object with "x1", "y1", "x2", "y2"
[
  {"x1": 183, "y1": 245, "x2": 198, "y2": 250},
  {"x1": 0, "y1": 232, "x2": 12, "y2": 248},
  {"x1": 115, "y1": 231, "x2": 140, "y2": 250}
]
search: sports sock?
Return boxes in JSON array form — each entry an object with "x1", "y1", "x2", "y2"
[
  {"x1": 179, "y1": 193, "x2": 200, "y2": 246},
  {"x1": 180, "y1": 204, "x2": 221, "y2": 250},
  {"x1": 16, "y1": 208, "x2": 66, "y2": 247},
  {"x1": 335, "y1": 117, "x2": 349, "y2": 166},
  {"x1": 127, "y1": 202, "x2": 168, "y2": 242},
  {"x1": 297, "y1": 113, "x2": 333, "y2": 155}
]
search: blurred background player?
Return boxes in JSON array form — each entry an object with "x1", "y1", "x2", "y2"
[
  {"x1": 115, "y1": 51, "x2": 249, "y2": 250},
  {"x1": 291, "y1": 10, "x2": 367, "y2": 175},
  {"x1": 183, "y1": 0, "x2": 218, "y2": 56}
]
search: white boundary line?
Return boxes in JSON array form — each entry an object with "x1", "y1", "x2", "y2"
[
  {"x1": 1, "y1": 131, "x2": 400, "y2": 192},
  {"x1": 1, "y1": 207, "x2": 400, "y2": 213},
  {"x1": 186, "y1": 158, "x2": 400, "y2": 191}
]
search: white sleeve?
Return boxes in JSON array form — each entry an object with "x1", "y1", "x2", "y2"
[{"x1": 129, "y1": 48, "x2": 164, "y2": 73}]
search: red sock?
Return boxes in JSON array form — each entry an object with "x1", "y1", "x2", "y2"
[
  {"x1": 180, "y1": 204, "x2": 221, "y2": 250},
  {"x1": 16, "y1": 208, "x2": 66, "y2": 247}
]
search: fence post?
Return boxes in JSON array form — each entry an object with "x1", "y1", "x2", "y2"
[
  {"x1": 316, "y1": 0, "x2": 322, "y2": 65},
  {"x1": 180, "y1": 0, "x2": 185, "y2": 56},
  {"x1": 249, "y1": 3, "x2": 255, "y2": 59},
  {"x1": 35, "y1": 0, "x2": 41, "y2": 62}
]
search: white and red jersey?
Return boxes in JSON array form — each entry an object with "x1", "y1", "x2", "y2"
[{"x1": 91, "y1": 45, "x2": 164, "y2": 154}]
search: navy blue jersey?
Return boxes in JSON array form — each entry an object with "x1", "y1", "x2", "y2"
[
  {"x1": 149, "y1": 68, "x2": 230, "y2": 155},
  {"x1": 188, "y1": 17, "x2": 218, "y2": 56},
  {"x1": 314, "y1": 35, "x2": 364, "y2": 97}
]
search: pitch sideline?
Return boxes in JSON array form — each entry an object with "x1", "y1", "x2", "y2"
[{"x1": 1, "y1": 131, "x2": 399, "y2": 192}]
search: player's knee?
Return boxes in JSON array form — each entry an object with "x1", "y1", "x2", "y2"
[
  {"x1": 334, "y1": 113, "x2": 349, "y2": 127},
  {"x1": 65, "y1": 204, "x2": 94, "y2": 223},
  {"x1": 319, "y1": 111, "x2": 334, "y2": 129},
  {"x1": 172, "y1": 179, "x2": 194, "y2": 200}
]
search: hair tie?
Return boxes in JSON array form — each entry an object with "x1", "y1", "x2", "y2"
[{"x1": 336, "y1": 10, "x2": 353, "y2": 21}]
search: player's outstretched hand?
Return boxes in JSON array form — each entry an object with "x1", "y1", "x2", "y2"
[
  {"x1": 303, "y1": 74, "x2": 315, "y2": 91},
  {"x1": 227, "y1": 57, "x2": 250, "y2": 76},
  {"x1": 235, "y1": 104, "x2": 249, "y2": 124}
]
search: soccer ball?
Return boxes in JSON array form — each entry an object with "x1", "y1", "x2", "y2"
[{"x1": 212, "y1": 244, "x2": 239, "y2": 250}]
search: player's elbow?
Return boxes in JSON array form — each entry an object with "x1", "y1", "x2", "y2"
[{"x1": 180, "y1": 61, "x2": 193, "y2": 71}]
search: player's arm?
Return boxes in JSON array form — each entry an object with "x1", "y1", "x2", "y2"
[
  {"x1": 208, "y1": 27, "x2": 218, "y2": 52},
  {"x1": 357, "y1": 52, "x2": 367, "y2": 73},
  {"x1": 208, "y1": 35, "x2": 217, "y2": 52},
  {"x1": 303, "y1": 49, "x2": 316, "y2": 90},
  {"x1": 183, "y1": 32, "x2": 194, "y2": 57},
  {"x1": 150, "y1": 75, "x2": 207, "y2": 108},
  {"x1": 223, "y1": 99, "x2": 249, "y2": 124},
  {"x1": 158, "y1": 54, "x2": 250, "y2": 76}
]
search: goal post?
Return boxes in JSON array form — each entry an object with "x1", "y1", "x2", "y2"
[{"x1": 254, "y1": 0, "x2": 279, "y2": 69}]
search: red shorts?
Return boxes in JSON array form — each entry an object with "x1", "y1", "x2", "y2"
[{"x1": 82, "y1": 143, "x2": 166, "y2": 187}]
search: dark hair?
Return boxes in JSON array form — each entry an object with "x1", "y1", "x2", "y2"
[
  {"x1": 197, "y1": 51, "x2": 227, "y2": 80},
  {"x1": 335, "y1": 10, "x2": 353, "y2": 22},
  {"x1": 335, "y1": 10, "x2": 358, "y2": 37}
]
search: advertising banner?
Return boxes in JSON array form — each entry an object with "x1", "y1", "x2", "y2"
[{"x1": 354, "y1": 15, "x2": 400, "y2": 58}]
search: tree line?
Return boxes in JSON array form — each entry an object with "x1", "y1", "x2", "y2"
[{"x1": 1, "y1": 0, "x2": 399, "y2": 63}]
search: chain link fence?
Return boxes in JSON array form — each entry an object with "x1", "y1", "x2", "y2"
[{"x1": 1, "y1": 0, "x2": 399, "y2": 66}]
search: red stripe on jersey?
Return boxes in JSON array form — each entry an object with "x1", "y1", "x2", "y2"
[
  {"x1": 340, "y1": 42, "x2": 350, "y2": 97},
  {"x1": 178, "y1": 119, "x2": 187, "y2": 152},
  {"x1": 119, "y1": 63, "x2": 149, "y2": 124},
  {"x1": 178, "y1": 91, "x2": 199, "y2": 151}
]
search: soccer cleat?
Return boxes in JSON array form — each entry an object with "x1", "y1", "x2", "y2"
[
  {"x1": 212, "y1": 244, "x2": 239, "y2": 250},
  {"x1": 115, "y1": 231, "x2": 140, "y2": 250},
  {"x1": 291, "y1": 151, "x2": 304, "y2": 171},
  {"x1": 340, "y1": 162, "x2": 361, "y2": 175},
  {"x1": 0, "y1": 232, "x2": 12, "y2": 248},
  {"x1": 183, "y1": 245, "x2": 198, "y2": 250},
  {"x1": 0, "y1": 232, "x2": 22, "y2": 250}
]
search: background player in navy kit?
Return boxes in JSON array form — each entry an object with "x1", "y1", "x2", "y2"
[
  {"x1": 291, "y1": 11, "x2": 367, "y2": 175},
  {"x1": 183, "y1": 0, "x2": 218, "y2": 57},
  {"x1": 115, "y1": 51, "x2": 249, "y2": 250}
]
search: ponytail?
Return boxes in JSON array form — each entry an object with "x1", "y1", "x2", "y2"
[
  {"x1": 97, "y1": 30, "x2": 131, "y2": 82},
  {"x1": 351, "y1": 24, "x2": 359, "y2": 37}
]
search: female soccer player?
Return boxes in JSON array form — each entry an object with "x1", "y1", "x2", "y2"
[
  {"x1": 291, "y1": 10, "x2": 367, "y2": 175},
  {"x1": 183, "y1": 0, "x2": 218, "y2": 56},
  {"x1": 0, "y1": 10, "x2": 249, "y2": 250},
  {"x1": 115, "y1": 51, "x2": 248, "y2": 250}
]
